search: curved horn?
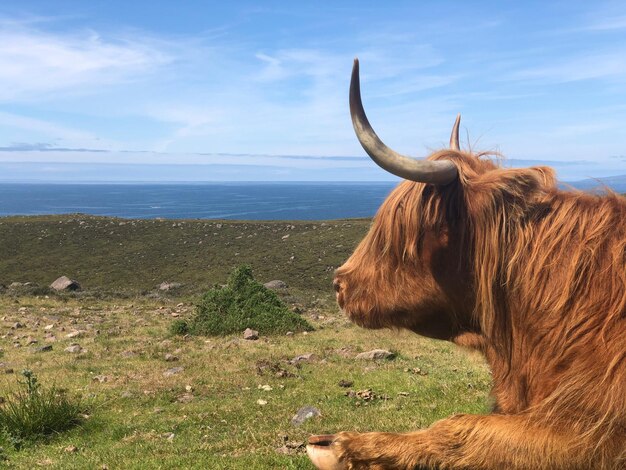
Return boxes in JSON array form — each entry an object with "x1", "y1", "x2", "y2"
[
  {"x1": 450, "y1": 114, "x2": 461, "y2": 150},
  {"x1": 349, "y1": 58, "x2": 458, "y2": 185}
]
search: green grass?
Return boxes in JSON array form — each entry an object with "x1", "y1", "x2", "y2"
[
  {"x1": 0, "y1": 370, "x2": 85, "y2": 448},
  {"x1": 0, "y1": 216, "x2": 492, "y2": 468},
  {"x1": 0, "y1": 295, "x2": 492, "y2": 469}
]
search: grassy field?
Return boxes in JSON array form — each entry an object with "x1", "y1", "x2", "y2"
[{"x1": 0, "y1": 216, "x2": 492, "y2": 469}]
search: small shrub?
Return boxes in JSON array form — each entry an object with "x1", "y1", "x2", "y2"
[
  {"x1": 0, "y1": 370, "x2": 85, "y2": 447},
  {"x1": 186, "y1": 265, "x2": 313, "y2": 336},
  {"x1": 170, "y1": 319, "x2": 190, "y2": 336}
]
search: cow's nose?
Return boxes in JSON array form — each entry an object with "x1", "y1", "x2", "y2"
[{"x1": 332, "y1": 278, "x2": 342, "y2": 293}]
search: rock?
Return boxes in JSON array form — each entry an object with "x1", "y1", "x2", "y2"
[
  {"x1": 64, "y1": 445, "x2": 78, "y2": 453},
  {"x1": 163, "y1": 367, "x2": 184, "y2": 377},
  {"x1": 26, "y1": 336, "x2": 37, "y2": 345},
  {"x1": 291, "y1": 406, "x2": 321, "y2": 426},
  {"x1": 258, "y1": 384, "x2": 272, "y2": 391},
  {"x1": 50, "y1": 276, "x2": 80, "y2": 291},
  {"x1": 338, "y1": 379, "x2": 353, "y2": 388},
  {"x1": 257, "y1": 399, "x2": 268, "y2": 406},
  {"x1": 11, "y1": 322, "x2": 23, "y2": 329},
  {"x1": 264, "y1": 280, "x2": 288, "y2": 290},
  {"x1": 289, "y1": 353, "x2": 317, "y2": 364},
  {"x1": 159, "y1": 282, "x2": 182, "y2": 291},
  {"x1": 243, "y1": 328, "x2": 259, "y2": 340},
  {"x1": 92, "y1": 375, "x2": 108, "y2": 383},
  {"x1": 33, "y1": 345, "x2": 53, "y2": 353},
  {"x1": 177, "y1": 393, "x2": 194, "y2": 403},
  {"x1": 285, "y1": 331, "x2": 294, "y2": 336},
  {"x1": 355, "y1": 349, "x2": 395, "y2": 360},
  {"x1": 164, "y1": 353, "x2": 179, "y2": 362},
  {"x1": 66, "y1": 330, "x2": 84, "y2": 339},
  {"x1": 64, "y1": 344, "x2": 82, "y2": 354}
]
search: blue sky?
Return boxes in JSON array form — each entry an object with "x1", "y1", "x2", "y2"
[{"x1": 0, "y1": 0, "x2": 625, "y2": 182}]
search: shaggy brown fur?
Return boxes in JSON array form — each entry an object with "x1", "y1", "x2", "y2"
[{"x1": 333, "y1": 151, "x2": 626, "y2": 469}]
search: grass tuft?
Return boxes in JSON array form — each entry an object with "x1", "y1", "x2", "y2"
[
  {"x1": 0, "y1": 370, "x2": 85, "y2": 448},
  {"x1": 185, "y1": 265, "x2": 313, "y2": 336}
]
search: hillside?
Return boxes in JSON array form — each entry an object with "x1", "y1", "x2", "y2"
[{"x1": 0, "y1": 215, "x2": 371, "y2": 298}]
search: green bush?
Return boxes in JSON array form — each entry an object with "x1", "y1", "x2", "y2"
[
  {"x1": 170, "y1": 319, "x2": 190, "y2": 336},
  {"x1": 185, "y1": 265, "x2": 313, "y2": 336},
  {"x1": 0, "y1": 370, "x2": 85, "y2": 448}
]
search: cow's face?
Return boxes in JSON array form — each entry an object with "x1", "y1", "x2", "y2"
[
  {"x1": 335, "y1": 58, "x2": 479, "y2": 339},
  {"x1": 334, "y1": 180, "x2": 472, "y2": 340}
]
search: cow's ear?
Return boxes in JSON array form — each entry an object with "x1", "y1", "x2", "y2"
[{"x1": 465, "y1": 166, "x2": 556, "y2": 217}]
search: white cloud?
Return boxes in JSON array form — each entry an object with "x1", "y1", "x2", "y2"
[{"x1": 0, "y1": 20, "x2": 173, "y2": 101}]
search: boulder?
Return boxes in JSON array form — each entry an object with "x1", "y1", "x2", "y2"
[
  {"x1": 355, "y1": 349, "x2": 395, "y2": 360},
  {"x1": 264, "y1": 280, "x2": 288, "y2": 290},
  {"x1": 159, "y1": 282, "x2": 182, "y2": 291},
  {"x1": 291, "y1": 406, "x2": 321, "y2": 426},
  {"x1": 243, "y1": 328, "x2": 259, "y2": 340},
  {"x1": 50, "y1": 276, "x2": 80, "y2": 291}
]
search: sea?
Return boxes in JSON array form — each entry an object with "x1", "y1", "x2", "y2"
[{"x1": 0, "y1": 182, "x2": 397, "y2": 220}]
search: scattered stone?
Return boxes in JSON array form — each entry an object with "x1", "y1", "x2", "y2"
[
  {"x1": 64, "y1": 344, "x2": 82, "y2": 354},
  {"x1": 159, "y1": 282, "x2": 182, "y2": 291},
  {"x1": 177, "y1": 393, "x2": 194, "y2": 403},
  {"x1": 18, "y1": 307, "x2": 27, "y2": 313},
  {"x1": 64, "y1": 445, "x2": 78, "y2": 453},
  {"x1": 50, "y1": 276, "x2": 81, "y2": 291},
  {"x1": 276, "y1": 437, "x2": 306, "y2": 455},
  {"x1": 291, "y1": 406, "x2": 321, "y2": 426},
  {"x1": 257, "y1": 399, "x2": 268, "y2": 406},
  {"x1": 33, "y1": 345, "x2": 53, "y2": 353},
  {"x1": 285, "y1": 331, "x2": 294, "y2": 336},
  {"x1": 163, "y1": 367, "x2": 184, "y2": 377},
  {"x1": 185, "y1": 385, "x2": 193, "y2": 392},
  {"x1": 338, "y1": 379, "x2": 353, "y2": 388},
  {"x1": 26, "y1": 336, "x2": 38, "y2": 345},
  {"x1": 11, "y1": 322, "x2": 23, "y2": 329},
  {"x1": 258, "y1": 384, "x2": 273, "y2": 391},
  {"x1": 92, "y1": 375, "x2": 108, "y2": 383},
  {"x1": 345, "y1": 389, "x2": 389, "y2": 402},
  {"x1": 243, "y1": 328, "x2": 259, "y2": 340},
  {"x1": 44, "y1": 324, "x2": 54, "y2": 331},
  {"x1": 120, "y1": 391, "x2": 133, "y2": 398},
  {"x1": 289, "y1": 353, "x2": 317, "y2": 364},
  {"x1": 164, "y1": 353, "x2": 179, "y2": 362},
  {"x1": 163, "y1": 432, "x2": 175, "y2": 441},
  {"x1": 404, "y1": 367, "x2": 428, "y2": 376},
  {"x1": 66, "y1": 330, "x2": 84, "y2": 339},
  {"x1": 355, "y1": 349, "x2": 395, "y2": 361},
  {"x1": 264, "y1": 280, "x2": 288, "y2": 290}
]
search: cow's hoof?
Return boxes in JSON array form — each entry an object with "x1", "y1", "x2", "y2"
[{"x1": 306, "y1": 434, "x2": 345, "y2": 470}]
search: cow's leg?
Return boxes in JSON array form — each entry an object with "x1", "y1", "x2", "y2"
[{"x1": 332, "y1": 413, "x2": 616, "y2": 470}]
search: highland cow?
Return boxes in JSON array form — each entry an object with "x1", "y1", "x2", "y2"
[{"x1": 307, "y1": 59, "x2": 626, "y2": 469}]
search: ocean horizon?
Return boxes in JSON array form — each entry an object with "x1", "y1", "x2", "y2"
[
  {"x1": 0, "y1": 182, "x2": 397, "y2": 220},
  {"x1": 2, "y1": 177, "x2": 625, "y2": 221}
]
